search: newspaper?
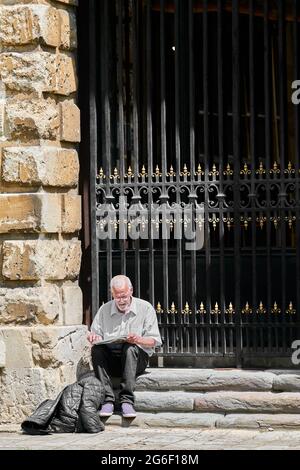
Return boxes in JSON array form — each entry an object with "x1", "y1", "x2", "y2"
[{"x1": 93, "y1": 334, "x2": 128, "y2": 345}]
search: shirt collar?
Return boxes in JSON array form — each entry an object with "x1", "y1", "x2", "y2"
[{"x1": 111, "y1": 297, "x2": 137, "y2": 316}]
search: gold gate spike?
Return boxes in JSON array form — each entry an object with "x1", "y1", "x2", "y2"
[
  {"x1": 98, "y1": 167, "x2": 105, "y2": 180},
  {"x1": 110, "y1": 167, "x2": 119, "y2": 180},
  {"x1": 256, "y1": 301, "x2": 266, "y2": 314},
  {"x1": 256, "y1": 162, "x2": 265, "y2": 175},
  {"x1": 182, "y1": 302, "x2": 191, "y2": 315},
  {"x1": 198, "y1": 302, "x2": 206, "y2": 314},
  {"x1": 169, "y1": 302, "x2": 177, "y2": 314},
  {"x1": 195, "y1": 163, "x2": 204, "y2": 176},
  {"x1": 154, "y1": 165, "x2": 162, "y2": 178},
  {"x1": 225, "y1": 302, "x2": 235, "y2": 315},
  {"x1": 270, "y1": 161, "x2": 280, "y2": 175},
  {"x1": 180, "y1": 164, "x2": 190, "y2": 177},
  {"x1": 156, "y1": 302, "x2": 163, "y2": 314},
  {"x1": 242, "y1": 301, "x2": 252, "y2": 314},
  {"x1": 211, "y1": 302, "x2": 220, "y2": 315},
  {"x1": 240, "y1": 162, "x2": 251, "y2": 176},
  {"x1": 286, "y1": 302, "x2": 296, "y2": 315},
  {"x1": 224, "y1": 163, "x2": 233, "y2": 176},
  {"x1": 284, "y1": 161, "x2": 295, "y2": 175},
  {"x1": 167, "y1": 165, "x2": 175, "y2": 177},
  {"x1": 271, "y1": 301, "x2": 281, "y2": 314},
  {"x1": 126, "y1": 166, "x2": 133, "y2": 178},
  {"x1": 140, "y1": 165, "x2": 147, "y2": 178},
  {"x1": 209, "y1": 163, "x2": 219, "y2": 177},
  {"x1": 256, "y1": 215, "x2": 266, "y2": 229}
]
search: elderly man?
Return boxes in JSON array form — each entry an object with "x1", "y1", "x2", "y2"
[{"x1": 88, "y1": 275, "x2": 162, "y2": 418}]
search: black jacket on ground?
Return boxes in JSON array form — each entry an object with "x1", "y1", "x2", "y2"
[{"x1": 21, "y1": 375, "x2": 105, "y2": 434}]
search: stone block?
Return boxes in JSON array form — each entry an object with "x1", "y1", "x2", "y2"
[
  {"x1": 60, "y1": 100, "x2": 80, "y2": 142},
  {"x1": 0, "y1": 1, "x2": 51, "y2": 5},
  {"x1": 59, "y1": 9, "x2": 77, "y2": 49},
  {"x1": 0, "y1": 328, "x2": 33, "y2": 368},
  {"x1": 0, "y1": 52, "x2": 76, "y2": 96},
  {"x1": 0, "y1": 337, "x2": 5, "y2": 368},
  {"x1": 55, "y1": 54, "x2": 77, "y2": 95},
  {"x1": 2, "y1": 147, "x2": 79, "y2": 187},
  {"x1": 6, "y1": 97, "x2": 59, "y2": 140},
  {"x1": 273, "y1": 374, "x2": 300, "y2": 392},
  {"x1": 2, "y1": 240, "x2": 82, "y2": 280},
  {"x1": 0, "y1": 365, "x2": 82, "y2": 424},
  {"x1": 0, "y1": 194, "x2": 61, "y2": 233},
  {"x1": 55, "y1": 0, "x2": 78, "y2": 5},
  {"x1": 61, "y1": 194, "x2": 81, "y2": 232},
  {"x1": 62, "y1": 285, "x2": 83, "y2": 325},
  {"x1": 31, "y1": 325, "x2": 89, "y2": 368},
  {"x1": 0, "y1": 286, "x2": 62, "y2": 325},
  {"x1": 0, "y1": 5, "x2": 60, "y2": 47}
]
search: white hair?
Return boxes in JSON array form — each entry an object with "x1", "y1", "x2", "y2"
[{"x1": 110, "y1": 275, "x2": 133, "y2": 291}]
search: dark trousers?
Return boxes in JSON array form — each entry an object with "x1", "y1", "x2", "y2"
[{"x1": 91, "y1": 343, "x2": 149, "y2": 405}]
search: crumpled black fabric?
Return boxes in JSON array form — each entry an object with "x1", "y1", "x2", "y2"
[{"x1": 21, "y1": 374, "x2": 105, "y2": 434}]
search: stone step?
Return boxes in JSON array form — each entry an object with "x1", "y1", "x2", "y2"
[
  {"x1": 135, "y1": 368, "x2": 300, "y2": 392},
  {"x1": 133, "y1": 391, "x2": 300, "y2": 413},
  {"x1": 103, "y1": 412, "x2": 300, "y2": 430}
]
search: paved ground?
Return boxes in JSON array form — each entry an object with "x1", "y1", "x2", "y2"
[{"x1": 2, "y1": 427, "x2": 300, "y2": 450}]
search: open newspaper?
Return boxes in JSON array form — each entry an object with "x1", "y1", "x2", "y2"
[{"x1": 93, "y1": 334, "x2": 128, "y2": 345}]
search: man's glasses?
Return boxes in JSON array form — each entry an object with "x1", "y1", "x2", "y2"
[{"x1": 114, "y1": 293, "x2": 131, "y2": 301}]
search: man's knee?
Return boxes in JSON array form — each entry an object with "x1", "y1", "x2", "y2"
[{"x1": 122, "y1": 343, "x2": 139, "y2": 358}]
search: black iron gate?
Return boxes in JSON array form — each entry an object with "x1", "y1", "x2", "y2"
[{"x1": 88, "y1": 0, "x2": 300, "y2": 367}]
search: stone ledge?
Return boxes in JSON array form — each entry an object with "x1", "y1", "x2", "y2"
[
  {"x1": 194, "y1": 391, "x2": 300, "y2": 413},
  {"x1": 216, "y1": 414, "x2": 300, "y2": 429},
  {"x1": 104, "y1": 412, "x2": 220, "y2": 429},
  {"x1": 136, "y1": 369, "x2": 274, "y2": 392},
  {"x1": 103, "y1": 412, "x2": 300, "y2": 430}
]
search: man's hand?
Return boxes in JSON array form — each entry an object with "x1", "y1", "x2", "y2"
[
  {"x1": 126, "y1": 333, "x2": 141, "y2": 344},
  {"x1": 127, "y1": 333, "x2": 156, "y2": 348},
  {"x1": 87, "y1": 332, "x2": 102, "y2": 344}
]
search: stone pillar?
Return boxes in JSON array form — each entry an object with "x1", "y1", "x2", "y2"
[{"x1": 0, "y1": 0, "x2": 90, "y2": 425}]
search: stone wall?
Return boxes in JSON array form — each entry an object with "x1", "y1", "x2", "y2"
[{"x1": 0, "y1": 0, "x2": 90, "y2": 425}]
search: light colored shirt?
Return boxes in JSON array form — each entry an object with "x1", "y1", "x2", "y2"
[{"x1": 91, "y1": 297, "x2": 162, "y2": 356}]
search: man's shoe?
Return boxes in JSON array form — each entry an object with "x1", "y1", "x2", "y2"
[
  {"x1": 121, "y1": 403, "x2": 137, "y2": 418},
  {"x1": 99, "y1": 402, "x2": 114, "y2": 417}
]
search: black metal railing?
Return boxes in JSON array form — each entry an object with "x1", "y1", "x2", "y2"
[{"x1": 89, "y1": 0, "x2": 300, "y2": 366}]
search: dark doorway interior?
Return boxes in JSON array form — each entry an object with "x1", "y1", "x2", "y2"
[{"x1": 79, "y1": 0, "x2": 300, "y2": 367}]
